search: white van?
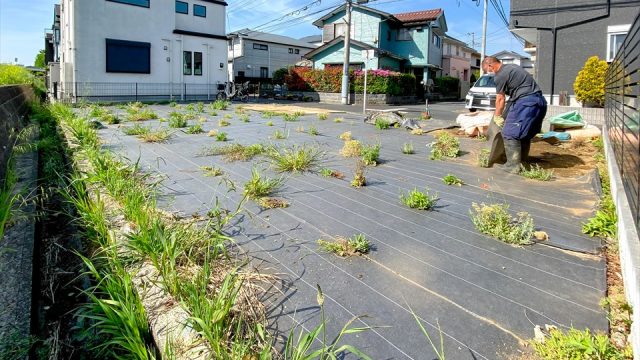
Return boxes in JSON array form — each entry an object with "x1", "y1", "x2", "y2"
[{"x1": 465, "y1": 75, "x2": 497, "y2": 111}]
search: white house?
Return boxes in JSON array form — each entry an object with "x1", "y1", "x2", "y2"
[
  {"x1": 227, "y1": 29, "x2": 317, "y2": 81},
  {"x1": 492, "y1": 50, "x2": 535, "y2": 76},
  {"x1": 52, "y1": 0, "x2": 229, "y2": 101}
]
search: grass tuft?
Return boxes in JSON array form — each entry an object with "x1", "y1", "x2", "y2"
[
  {"x1": 470, "y1": 202, "x2": 535, "y2": 245},
  {"x1": 272, "y1": 129, "x2": 287, "y2": 140},
  {"x1": 243, "y1": 168, "x2": 284, "y2": 199},
  {"x1": 477, "y1": 148, "x2": 490, "y2": 168},
  {"x1": 334, "y1": 117, "x2": 343, "y2": 123},
  {"x1": 139, "y1": 129, "x2": 172, "y2": 143},
  {"x1": 430, "y1": 132, "x2": 460, "y2": 160},
  {"x1": 400, "y1": 188, "x2": 438, "y2": 210},
  {"x1": 218, "y1": 119, "x2": 230, "y2": 127},
  {"x1": 186, "y1": 123, "x2": 204, "y2": 134},
  {"x1": 318, "y1": 113, "x2": 329, "y2": 120},
  {"x1": 200, "y1": 166, "x2": 224, "y2": 177},
  {"x1": 442, "y1": 174, "x2": 464, "y2": 186},
  {"x1": 375, "y1": 118, "x2": 390, "y2": 130},
  {"x1": 266, "y1": 145, "x2": 324, "y2": 173},
  {"x1": 211, "y1": 100, "x2": 230, "y2": 110},
  {"x1": 520, "y1": 164, "x2": 554, "y2": 181},
  {"x1": 168, "y1": 113, "x2": 188, "y2": 128},
  {"x1": 339, "y1": 131, "x2": 352, "y2": 141},
  {"x1": 361, "y1": 144, "x2": 380, "y2": 166},
  {"x1": 533, "y1": 327, "x2": 627, "y2": 360},
  {"x1": 123, "y1": 124, "x2": 150, "y2": 136},
  {"x1": 319, "y1": 168, "x2": 345, "y2": 179},
  {"x1": 199, "y1": 143, "x2": 265, "y2": 162},
  {"x1": 351, "y1": 160, "x2": 367, "y2": 188},
  {"x1": 340, "y1": 140, "x2": 362, "y2": 158},
  {"x1": 215, "y1": 132, "x2": 228, "y2": 142},
  {"x1": 308, "y1": 126, "x2": 319, "y2": 136},
  {"x1": 317, "y1": 234, "x2": 370, "y2": 257},
  {"x1": 402, "y1": 142, "x2": 415, "y2": 154}
]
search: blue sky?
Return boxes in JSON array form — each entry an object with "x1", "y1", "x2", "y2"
[{"x1": 0, "y1": 0, "x2": 523, "y2": 66}]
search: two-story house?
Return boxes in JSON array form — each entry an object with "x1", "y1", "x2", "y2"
[
  {"x1": 303, "y1": 4, "x2": 447, "y2": 99},
  {"x1": 227, "y1": 29, "x2": 317, "y2": 81},
  {"x1": 492, "y1": 50, "x2": 534, "y2": 76},
  {"x1": 509, "y1": 0, "x2": 640, "y2": 106},
  {"x1": 51, "y1": 0, "x2": 229, "y2": 101},
  {"x1": 441, "y1": 34, "x2": 477, "y2": 98}
]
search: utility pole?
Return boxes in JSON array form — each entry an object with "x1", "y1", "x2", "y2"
[
  {"x1": 467, "y1": 32, "x2": 477, "y2": 49},
  {"x1": 480, "y1": 0, "x2": 488, "y2": 74},
  {"x1": 341, "y1": 0, "x2": 352, "y2": 105}
]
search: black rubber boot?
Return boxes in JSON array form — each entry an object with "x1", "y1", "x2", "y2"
[
  {"x1": 521, "y1": 139, "x2": 531, "y2": 163},
  {"x1": 498, "y1": 139, "x2": 522, "y2": 173}
]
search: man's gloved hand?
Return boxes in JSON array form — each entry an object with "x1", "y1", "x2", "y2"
[{"x1": 493, "y1": 115, "x2": 505, "y2": 127}]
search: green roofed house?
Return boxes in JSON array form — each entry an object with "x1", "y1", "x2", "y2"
[{"x1": 304, "y1": 4, "x2": 447, "y2": 99}]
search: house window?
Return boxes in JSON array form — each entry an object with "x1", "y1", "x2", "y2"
[
  {"x1": 260, "y1": 67, "x2": 269, "y2": 78},
  {"x1": 607, "y1": 24, "x2": 630, "y2": 61},
  {"x1": 107, "y1": 0, "x2": 149, "y2": 8},
  {"x1": 253, "y1": 43, "x2": 268, "y2": 51},
  {"x1": 175, "y1": 0, "x2": 188, "y2": 14},
  {"x1": 194, "y1": 4, "x2": 206, "y2": 17},
  {"x1": 238, "y1": 71, "x2": 245, "y2": 78},
  {"x1": 194, "y1": 52, "x2": 203, "y2": 75},
  {"x1": 288, "y1": 48, "x2": 294, "y2": 54},
  {"x1": 335, "y1": 23, "x2": 347, "y2": 37},
  {"x1": 106, "y1": 39, "x2": 150, "y2": 73},
  {"x1": 432, "y1": 34, "x2": 441, "y2": 48},
  {"x1": 183, "y1": 51, "x2": 192, "y2": 75},
  {"x1": 295, "y1": 49, "x2": 300, "y2": 54},
  {"x1": 397, "y1": 28, "x2": 412, "y2": 41}
]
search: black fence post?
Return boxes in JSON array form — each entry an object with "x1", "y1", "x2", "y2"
[{"x1": 135, "y1": 83, "x2": 138, "y2": 102}]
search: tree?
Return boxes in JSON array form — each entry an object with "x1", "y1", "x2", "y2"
[
  {"x1": 573, "y1": 56, "x2": 608, "y2": 107},
  {"x1": 34, "y1": 49, "x2": 46, "y2": 68},
  {"x1": 272, "y1": 67, "x2": 289, "y2": 84}
]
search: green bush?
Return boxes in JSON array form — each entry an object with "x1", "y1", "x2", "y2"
[
  {"x1": 434, "y1": 76, "x2": 459, "y2": 96},
  {"x1": 574, "y1": 56, "x2": 608, "y2": 107},
  {"x1": 0, "y1": 64, "x2": 45, "y2": 95}
]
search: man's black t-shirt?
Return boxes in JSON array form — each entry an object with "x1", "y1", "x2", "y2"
[{"x1": 494, "y1": 64, "x2": 541, "y2": 102}]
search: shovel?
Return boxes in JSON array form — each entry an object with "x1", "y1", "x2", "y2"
[{"x1": 487, "y1": 117, "x2": 506, "y2": 167}]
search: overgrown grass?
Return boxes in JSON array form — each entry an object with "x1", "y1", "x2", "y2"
[
  {"x1": 308, "y1": 126, "x2": 319, "y2": 136},
  {"x1": 442, "y1": 174, "x2": 463, "y2": 186},
  {"x1": 122, "y1": 124, "x2": 150, "y2": 136},
  {"x1": 126, "y1": 108, "x2": 158, "y2": 122},
  {"x1": 340, "y1": 140, "x2": 362, "y2": 158},
  {"x1": 186, "y1": 123, "x2": 204, "y2": 134},
  {"x1": 283, "y1": 113, "x2": 300, "y2": 122},
  {"x1": 430, "y1": 132, "x2": 460, "y2": 160},
  {"x1": 470, "y1": 202, "x2": 535, "y2": 245},
  {"x1": 375, "y1": 118, "x2": 390, "y2": 130},
  {"x1": 240, "y1": 114, "x2": 250, "y2": 123},
  {"x1": 243, "y1": 168, "x2": 284, "y2": 199},
  {"x1": 272, "y1": 130, "x2": 287, "y2": 140},
  {"x1": 139, "y1": 129, "x2": 172, "y2": 143},
  {"x1": 199, "y1": 143, "x2": 265, "y2": 162},
  {"x1": 317, "y1": 234, "x2": 370, "y2": 257},
  {"x1": 533, "y1": 328, "x2": 629, "y2": 360},
  {"x1": 318, "y1": 113, "x2": 329, "y2": 120},
  {"x1": 211, "y1": 100, "x2": 230, "y2": 110},
  {"x1": 261, "y1": 111, "x2": 278, "y2": 119},
  {"x1": 583, "y1": 141, "x2": 617, "y2": 239},
  {"x1": 520, "y1": 164, "x2": 554, "y2": 181},
  {"x1": 400, "y1": 188, "x2": 439, "y2": 210},
  {"x1": 339, "y1": 131, "x2": 352, "y2": 141},
  {"x1": 168, "y1": 114, "x2": 188, "y2": 128},
  {"x1": 100, "y1": 113, "x2": 120, "y2": 125},
  {"x1": 266, "y1": 145, "x2": 324, "y2": 173}
]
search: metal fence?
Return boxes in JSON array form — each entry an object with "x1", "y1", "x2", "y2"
[
  {"x1": 54, "y1": 82, "x2": 255, "y2": 103},
  {"x1": 605, "y1": 11, "x2": 640, "y2": 234}
]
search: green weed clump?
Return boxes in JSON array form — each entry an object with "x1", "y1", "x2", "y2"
[
  {"x1": 340, "y1": 140, "x2": 362, "y2": 158},
  {"x1": 122, "y1": 124, "x2": 150, "y2": 136},
  {"x1": 283, "y1": 113, "x2": 300, "y2": 122},
  {"x1": 319, "y1": 168, "x2": 345, "y2": 179},
  {"x1": 216, "y1": 132, "x2": 228, "y2": 142},
  {"x1": 317, "y1": 234, "x2": 370, "y2": 257},
  {"x1": 402, "y1": 142, "x2": 414, "y2": 154},
  {"x1": 272, "y1": 130, "x2": 287, "y2": 140},
  {"x1": 211, "y1": 100, "x2": 230, "y2": 110},
  {"x1": 186, "y1": 123, "x2": 204, "y2": 134},
  {"x1": 318, "y1": 113, "x2": 329, "y2": 120},
  {"x1": 351, "y1": 160, "x2": 367, "y2": 188},
  {"x1": 200, "y1": 166, "x2": 224, "y2": 177},
  {"x1": 400, "y1": 188, "x2": 438, "y2": 210},
  {"x1": 261, "y1": 111, "x2": 277, "y2": 119},
  {"x1": 443, "y1": 174, "x2": 463, "y2": 186},
  {"x1": 470, "y1": 202, "x2": 535, "y2": 245},
  {"x1": 520, "y1": 164, "x2": 554, "y2": 181},
  {"x1": 267, "y1": 145, "x2": 324, "y2": 173},
  {"x1": 169, "y1": 101, "x2": 177, "y2": 107},
  {"x1": 89, "y1": 105, "x2": 108, "y2": 118},
  {"x1": 361, "y1": 144, "x2": 380, "y2": 166},
  {"x1": 200, "y1": 143, "x2": 265, "y2": 162},
  {"x1": 139, "y1": 129, "x2": 172, "y2": 143},
  {"x1": 243, "y1": 168, "x2": 284, "y2": 199},
  {"x1": 100, "y1": 113, "x2": 120, "y2": 125},
  {"x1": 334, "y1": 117, "x2": 343, "y2": 123},
  {"x1": 375, "y1": 118, "x2": 390, "y2": 130},
  {"x1": 533, "y1": 327, "x2": 627, "y2": 360},
  {"x1": 168, "y1": 112, "x2": 188, "y2": 128},
  {"x1": 266, "y1": 121, "x2": 274, "y2": 127},
  {"x1": 196, "y1": 102, "x2": 205, "y2": 113},
  {"x1": 430, "y1": 132, "x2": 460, "y2": 160},
  {"x1": 583, "y1": 197, "x2": 617, "y2": 238},
  {"x1": 308, "y1": 126, "x2": 319, "y2": 136},
  {"x1": 218, "y1": 119, "x2": 230, "y2": 127},
  {"x1": 240, "y1": 114, "x2": 250, "y2": 123},
  {"x1": 477, "y1": 148, "x2": 490, "y2": 168}
]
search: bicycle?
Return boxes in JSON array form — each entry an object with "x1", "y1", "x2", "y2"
[{"x1": 216, "y1": 81, "x2": 250, "y2": 102}]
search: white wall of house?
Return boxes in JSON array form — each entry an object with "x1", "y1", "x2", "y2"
[
  {"x1": 57, "y1": 0, "x2": 228, "y2": 98},
  {"x1": 229, "y1": 39, "x2": 314, "y2": 79}
]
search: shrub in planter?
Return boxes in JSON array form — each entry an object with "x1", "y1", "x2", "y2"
[{"x1": 574, "y1": 56, "x2": 608, "y2": 107}]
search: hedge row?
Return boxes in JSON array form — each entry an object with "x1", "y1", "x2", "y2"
[{"x1": 285, "y1": 67, "x2": 416, "y2": 96}]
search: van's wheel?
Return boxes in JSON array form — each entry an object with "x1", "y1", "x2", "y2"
[
  {"x1": 216, "y1": 92, "x2": 227, "y2": 101},
  {"x1": 469, "y1": 108, "x2": 477, "y2": 112}
]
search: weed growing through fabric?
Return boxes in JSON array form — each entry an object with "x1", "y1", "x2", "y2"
[
  {"x1": 196, "y1": 102, "x2": 205, "y2": 113},
  {"x1": 583, "y1": 197, "x2": 617, "y2": 238},
  {"x1": 168, "y1": 116, "x2": 188, "y2": 128},
  {"x1": 257, "y1": 197, "x2": 289, "y2": 209},
  {"x1": 266, "y1": 145, "x2": 324, "y2": 173},
  {"x1": 477, "y1": 148, "x2": 490, "y2": 167},
  {"x1": 361, "y1": 144, "x2": 380, "y2": 166},
  {"x1": 266, "y1": 121, "x2": 274, "y2": 127},
  {"x1": 199, "y1": 143, "x2": 265, "y2": 162},
  {"x1": 126, "y1": 108, "x2": 158, "y2": 122},
  {"x1": 410, "y1": 311, "x2": 445, "y2": 360},
  {"x1": 207, "y1": 129, "x2": 218, "y2": 137},
  {"x1": 318, "y1": 113, "x2": 329, "y2": 120},
  {"x1": 261, "y1": 111, "x2": 277, "y2": 119},
  {"x1": 442, "y1": 174, "x2": 464, "y2": 186},
  {"x1": 186, "y1": 124, "x2": 204, "y2": 134},
  {"x1": 272, "y1": 129, "x2": 287, "y2": 140},
  {"x1": 200, "y1": 166, "x2": 224, "y2": 177},
  {"x1": 533, "y1": 328, "x2": 627, "y2": 360},
  {"x1": 240, "y1": 114, "x2": 250, "y2": 123},
  {"x1": 317, "y1": 234, "x2": 370, "y2": 257},
  {"x1": 351, "y1": 159, "x2": 367, "y2": 188},
  {"x1": 122, "y1": 124, "x2": 150, "y2": 136},
  {"x1": 218, "y1": 119, "x2": 231, "y2": 127},
  {"x1": 402, "y1": 142, "x2": 415, "y2": 154},
  {"x1": 216, "y1": 132, "x2": 228, "y2": 142},
  {"x1": 340, "y1": 140, "x2": 362, "y2": 157},
  {"x1": 243, "y1": 168, "x2": 284, "y2": 199},
  {"x1": 375, "y1": 118, "x2": 390, "y2": 130},
  {"x1": 430, "y1": 132, "x2": 460, "y2": 160},
  {"x1": 308, "y1": 126, "x2": 319, "y2": 136},
  {"x1": 100, "y1": 113, "x2": 120, "y2": 125},
  {"x1": 169, "y1": 101, "x2": 177, "y2": 107},
  {"x1": 520, "y1": 164, "x2": 554, "y2": 181},
  {"x1": 334, "y1": 117, "x2": 343, "y2": 123},
  {"x1": 470, "y1": 202, "x2": 535, "y2": 245},
  {"x1": 209, "y1": 110, "x2": 218, "y2": 117},
  {"x1": 139, "y1": 129, "x2": 172, "y2": 143},
  {"x1": 400, "y1": 188, "x2": 439, "y2": 210},
  {"x1": 211, "y1": 100, "x2": 230, "y2": 110},
  {"x1": 339, "y1": 131, "x2": 352, "y2": 141},
  {"x1": 186, "y1": 104, "x2": 195, "y2": 112},
  {"x1": 235, "y1": 106, "x2": 246, "y2": 115},
  {"x1": 283, "y1": 113, "x2": 300, "y2": 122},
  {"x1": 319, "y1": 168, "x2": 345, "y2": 179}
]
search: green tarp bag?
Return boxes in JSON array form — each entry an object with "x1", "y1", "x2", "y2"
[{"x1": 549, "y1": 111, "x2": 585, "y2": 129}]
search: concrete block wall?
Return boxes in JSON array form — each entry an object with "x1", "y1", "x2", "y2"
[
  {"x1": 298, "y1": 91, "x2": 417, "y2": 105},
  {"x1": 0, "y1": 85, "x2": 35, "y2": 182},
  {"x1": 545, "y1": 105, "x2": 605, "y2": 126}
]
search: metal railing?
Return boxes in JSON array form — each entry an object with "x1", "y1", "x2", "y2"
[
  {"x1": 54, "y1": 82, "x2": 231, "y2": 103},
  {"x1": 605, "y1": 11, "x2": 640, "y2": 234}
]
